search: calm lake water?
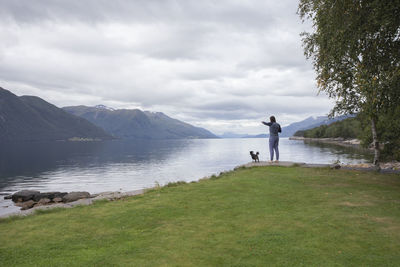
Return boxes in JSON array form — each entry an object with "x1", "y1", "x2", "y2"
[{"x1": 0, "y1": 138, "x2": 371, "y2": 215}]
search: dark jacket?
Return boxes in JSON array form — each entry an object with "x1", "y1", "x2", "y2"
[{"x1": 262, "y1": 121, "x2": 282, "y2": 137}]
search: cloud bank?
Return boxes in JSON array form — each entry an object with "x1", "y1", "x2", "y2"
[{"x1": 0, "y1": 0, "x2": 333, "y2": 134}]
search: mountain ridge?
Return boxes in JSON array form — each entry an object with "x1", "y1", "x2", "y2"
[
  {"x1": 0, "y1": 87, "x2": 112, "y2": 142},
  {"x1": 63, "y1": 105, "x2": 218, "y2": 140}
]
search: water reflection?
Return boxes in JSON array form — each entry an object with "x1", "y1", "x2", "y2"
[
  {"x1": 0, "y1": 139, "x2": 193, "y2": 190},
  {"x1": 0, "y1": 138, "x2": 373, "y2": 192},
  {"x1": 302, "y1": 140, "x2": 373, "y2": 162}
]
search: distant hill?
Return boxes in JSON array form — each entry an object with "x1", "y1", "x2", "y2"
[
  {"x1": 219, "y1": 115, "x2": 353, "y2": 138},
  {"x1": 63, "y1": 105, "x2": 218, "y2": 139},
  {"x1": 293, "y1": 117, "x2": 362, "y2": 139},
  {"x1": 0, "y1": 87, "x2": 112, "y2": 142},
  {"x1": 219, "y1": 132, "x2": 267, "y2": 138},
  {"x1": 280, "y1": 115, "x2": 353, "y2": 137}
]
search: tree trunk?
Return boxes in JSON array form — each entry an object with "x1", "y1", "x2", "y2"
[{"x1": 371, "y1": 117, "x2": 380, "y2": 167}]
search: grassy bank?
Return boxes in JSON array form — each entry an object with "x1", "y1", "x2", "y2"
[{"x1": 1, "y1": 166, "x2": 399, "y2": 266}]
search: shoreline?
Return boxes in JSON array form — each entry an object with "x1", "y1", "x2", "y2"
[
  {"x1": 2, "y1": 160, "x2": 399, "y2": 219},
  {"x1": 0, "y1": 189, "x2": 145, "y2": 219},
  {"x1": 289, "y1": 136, "x2": 365, "y2": 148}
]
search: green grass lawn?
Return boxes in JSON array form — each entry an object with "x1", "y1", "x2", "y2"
[{"x1": 1, "y1": 166, "x2": 399, "y2": 266}]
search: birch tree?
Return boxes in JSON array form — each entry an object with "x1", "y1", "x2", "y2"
[{"x1": 298, "y1": 0, "x2": 400, "y2": 166}]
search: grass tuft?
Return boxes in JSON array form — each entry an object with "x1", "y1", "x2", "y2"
[{"x1": 165, "y1": 181, "x2": 187, "y2": 187}]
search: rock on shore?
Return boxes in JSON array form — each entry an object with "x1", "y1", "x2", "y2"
[
  {"x1": 1, "y1": 189, "x2": 146, "y2": 218},
  {"x1": 7, "y1": 190, "x2": 91, "y2": 210},
  {"x1": 62, "y1": 192, "x2": 91, "y2": 203}
]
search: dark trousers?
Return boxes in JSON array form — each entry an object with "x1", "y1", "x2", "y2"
[{"x1": 269, "y1": 136, "x2": 279, "y2": 161}]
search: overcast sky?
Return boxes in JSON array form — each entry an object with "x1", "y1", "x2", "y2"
[{"x1": 0, "y1": 0, "x2": 334, "y2": 135}]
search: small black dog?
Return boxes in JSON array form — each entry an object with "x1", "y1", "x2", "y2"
[{"x1": 250, "y1": 151, "x2": 260, "y2": 162}]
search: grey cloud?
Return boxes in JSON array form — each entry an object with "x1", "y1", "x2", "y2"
[
  {"x1": 194, "y1": 99, "x2": 254, "y2": 112},
  {"x1": 179, "y1": 94, "x2": 331, "y2": 121},
  {"x1": 0, "y1": 0, "x2": 277, "y2": 26},
  {"x1": 183, "y1": 108, "x2": 262, "y2": 121},
  {"x1": 0, "y1": 0, "x2": 332, "y2": 135}
]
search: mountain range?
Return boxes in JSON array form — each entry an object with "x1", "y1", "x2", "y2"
[
  {"x1": 219, "y1": 133, "x2": 268, "y2": 139},
  {"x1": 280, "y1": 115, "x2": 353, "y2": 137},
  {"x1": 0, "y1": 86, "x2": 351, "y2": 142},
  {"x1": 219, "y1": 115, "x2": 352, "y2": 138},
  {"x1": 0, "y1": 87, "x2": 217, "y2": 142},
  {"x1": 63, "y1": 105, "x2": 217, "y2": 139},
  {"x1": 0, "y1": 87, "x2": 111, "y2": 142}
]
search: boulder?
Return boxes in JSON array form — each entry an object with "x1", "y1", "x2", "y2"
[
  {"x1": 11, "y1": 190, "x2": 41, "y2": 202},
  {"x1": 53, "y1": 197, "x2": 63, "y2": 203},
  {"x1": 54, "y1": 192, "x2": 68, "y2": 199},
  {"x1": 32, "y1": 192, "x2": 67, "y2": 202},
  {"x1": 15, "y1": 200, "x2": 36, "y2": 210},
  {"x1": 4, "y1": 195, "x2": 12, "y2": 200},
  {"x1": 37, "y1": 198, "x2": 51, "y2": 205},
  {"x1": 62, "y1": 191, "x2": 91, "y2": 203}
]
